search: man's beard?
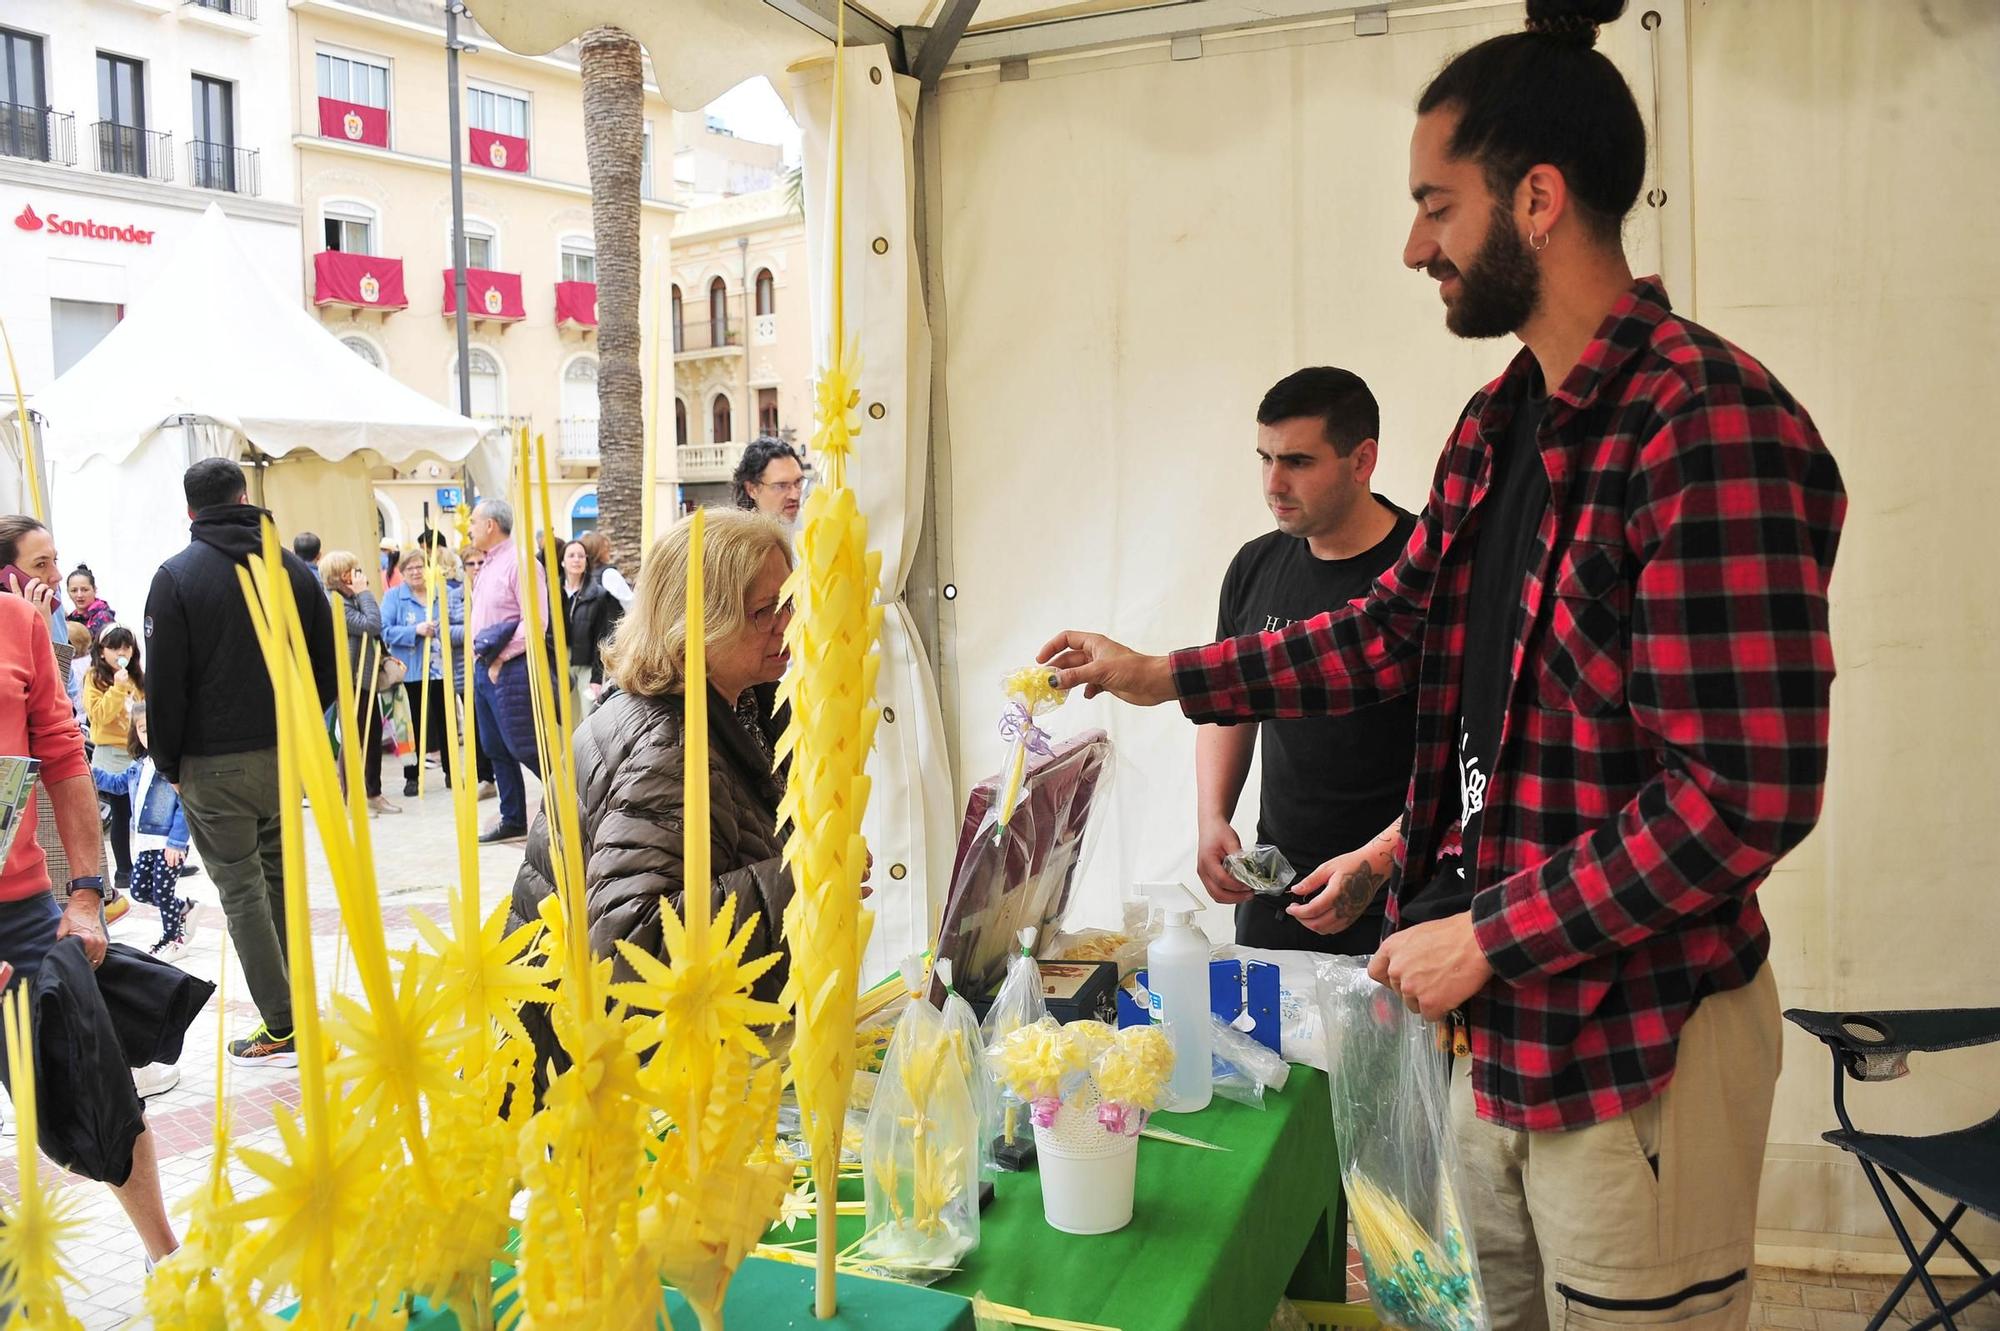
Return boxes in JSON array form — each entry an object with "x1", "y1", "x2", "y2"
[{"x1": 1441, "y1": 203, "x2": 1541, "y2": 339}]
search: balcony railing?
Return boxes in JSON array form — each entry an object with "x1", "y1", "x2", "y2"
[
  {"x1": 188, "y1": 141, "x2": 260, "y2": 195},
  {"x1": 188, "y1": 0, "x2": 257, "y2": 16},
  {"x1": 0, "y1": 103, "x2": 75, "y2": 166},
  {"x1": 677, "y1": 443, "x2": 739, "y2": 483},
  {"x1": 672, "y1": 293, "x2": 746, "y2": 356},
  {"x1": 557, "y1": 416, "x2": 599, "y2": 464},
  {"x1": 93, "y1": 122, "x2": 172, "y2": 181},
  {"x1": 476, "y1": 413, "x2": 533, "y2": 442}
]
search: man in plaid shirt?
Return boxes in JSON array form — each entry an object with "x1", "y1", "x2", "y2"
[{"x1": 1042, "y1": 4, "x2": 1843, "y2": 1327}]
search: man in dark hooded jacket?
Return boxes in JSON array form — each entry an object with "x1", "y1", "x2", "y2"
[{"x1": 143, "y1": 457, "x2": 336, "y2": 1068}]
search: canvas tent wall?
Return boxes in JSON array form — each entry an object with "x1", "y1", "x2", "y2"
[
  {"x1": 462, "y1": 0, "x2": 2000, "y2": 1268},
  {"x1": 32, "y1": 204, "x2": 487, "y2": 623}
]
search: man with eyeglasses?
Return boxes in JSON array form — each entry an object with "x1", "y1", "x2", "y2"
[{"x1": 732, "y1": 438, "x2": 807, "y2": 525}]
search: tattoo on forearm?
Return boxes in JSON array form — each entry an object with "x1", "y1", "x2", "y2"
[{"x1": 1329, "y1": 862, "x2": 1388, "y2": 926}]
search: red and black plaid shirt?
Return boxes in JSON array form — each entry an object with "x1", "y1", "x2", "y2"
[{"x1": 1172, "y1": 279, "x2": 1845, "y2": 1130}]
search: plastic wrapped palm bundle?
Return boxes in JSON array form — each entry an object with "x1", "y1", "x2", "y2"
[
  {"x1": 979, "y1": 927, "x2": 1049, "y2": 1165},
  {"x1": 934, "y1": 958, "x2": 1002, "y2": 1177},
  {"x1": 1316, "y1": 956, "x2": 1487, "y2": 1331},
  {"x1": 858, "y1": 953, "x2": 982, "y2": 1281},
  {"x1": 992, "y1": 666, "x2": 1070, "y2": 842}
]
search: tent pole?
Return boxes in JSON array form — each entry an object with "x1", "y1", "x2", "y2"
[{"x1": 909, "y1": 81, "x2": 961, "y2": 780}]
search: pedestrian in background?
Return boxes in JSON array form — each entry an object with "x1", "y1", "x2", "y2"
[
  {"x1": 83, "y1": 624, "x2": 145, "y2": 892},
  {"x1": 381, "y1": 547, "x2": 464, "y2": 797},
  {"x1": 321, "y1": 551, "x2": 397, "y2": 817}
]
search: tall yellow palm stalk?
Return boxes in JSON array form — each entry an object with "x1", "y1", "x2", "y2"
[
  {"x1": 503, "y1": 428, "x2": 661, "y2": 1331},
  {"x1": 220, "y1": 523, "x2": 401, "y2": 1330},
  {"x1": 0, "y1": 987, "x2": 84, "y2": 1331},
  {"x1": 779, "y1": 10, "x2": 885, "y2": 1315}
]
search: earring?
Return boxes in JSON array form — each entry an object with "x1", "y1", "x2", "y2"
[{"x1": 1529, "y1": 230, "x2": 1550, "y2": 253}]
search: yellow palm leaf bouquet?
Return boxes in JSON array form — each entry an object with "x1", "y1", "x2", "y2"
[{"x1": 0, "y1": 986, "x2": 86, "y2": 1331}]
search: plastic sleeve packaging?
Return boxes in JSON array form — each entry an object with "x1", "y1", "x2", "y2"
[
  {"x1": 1210, "y1": 1012, "x2": 1291, "y2": 1108},
  {"x1": 978, "y1": 930, "x2": 1047, "y2": 1163},
  {"x1": 936, "y1": 961, "x2": 1003, "y2": 1178},
  {"x1": 1315, "y1": 955, "x2": 1487, "y2": 1331},
  {"x1": 858, "y1": 986, "x2": 982, "y2": 1282}
]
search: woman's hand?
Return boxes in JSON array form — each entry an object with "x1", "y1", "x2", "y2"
[
  {"x1": 416, "y1": 619, "x2": 435, "y2": 638},
  {"x1": 113, "y1": 667, "x2": 131, "y2": 688},
  {"x1": 5, "y1": 571, "x2": 60, "y2": 619}
]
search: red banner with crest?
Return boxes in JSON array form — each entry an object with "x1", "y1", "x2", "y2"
[
  {"x1": 468, "y1": 127, "x2": 529, "y2": 174},
  {"x1": 317, "y1": 97, "x2": 389, "y2": 148},
  {"x1": 554, "y1": 281, "x2": 598, "y2": 328},
  {"x1": 314, "y1": 251, "x2": 407, "y2": 309},
  {"x1": 442, "y1": 268, "x2": 526, "y2": 321}
]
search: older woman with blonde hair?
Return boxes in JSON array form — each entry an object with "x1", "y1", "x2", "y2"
[
  {"x1": 321, "y1": 550, "x2": 396, "y2": 815},
  {"x1": 509, "y1": 508, "x2": 795, "y2": 1021}
]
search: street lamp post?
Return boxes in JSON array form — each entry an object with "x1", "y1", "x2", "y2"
[{"x1": 445, "y1": 2, "x2": 476, "y2": 422}]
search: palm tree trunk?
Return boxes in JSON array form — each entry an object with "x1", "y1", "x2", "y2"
[{"x1": 578, "y1": 26, "x2": 646, "y2": 576}]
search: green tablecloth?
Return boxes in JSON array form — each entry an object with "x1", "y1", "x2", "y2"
[
  {"x1": 781, "y1": 1066, "x2": 1344, "y2": 1331},
  {"x1": 391, "y1": 1066, "x2": 1342, "y2": 1331}
]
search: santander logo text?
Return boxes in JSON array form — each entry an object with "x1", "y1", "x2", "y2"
[{"x1": 13, "y1": 202, "x2": 154, "y2": 245}]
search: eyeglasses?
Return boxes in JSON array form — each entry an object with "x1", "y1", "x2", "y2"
[
  {"x1": 755, "y1": 478, "x2": 806, "y2": 495},
  {"x1": 749, "y1": 602, "x2": 789, "y2": 631}
]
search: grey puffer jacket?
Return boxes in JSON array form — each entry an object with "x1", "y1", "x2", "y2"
[{"x1": 507, "y1": 685, "x2": 794, "y2": 1003}]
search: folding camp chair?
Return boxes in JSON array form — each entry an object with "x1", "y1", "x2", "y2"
[{"x1": 1785, "y1": 1006, "x2": 2000, "y2": 1331}]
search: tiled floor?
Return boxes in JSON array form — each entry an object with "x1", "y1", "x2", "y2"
[{"x1": 2, "y1": 760, "x2": 536, "y2": 1328}]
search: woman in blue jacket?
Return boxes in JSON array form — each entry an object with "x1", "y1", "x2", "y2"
[{"x1": 381, "y1": 548, "x2": 465, "y2": 798}]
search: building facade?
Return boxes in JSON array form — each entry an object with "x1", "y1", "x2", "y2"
[
  {"x1": 670, "y1": 185, "x2": 813, "y2": 510},
  {"x1": 1, "y1": 0, "x2": 302, "y2": 398},
  {"x1": 289, "y1": 0, "x2": 682, "y2": 546}
]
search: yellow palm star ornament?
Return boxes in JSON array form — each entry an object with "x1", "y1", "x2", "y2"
[
  {"x1": 778, "y1": 8, "x2": 887, "y2": 1318},
  {"x1": 0, "y1": 987, "x2": 85, "y2": 1331}
]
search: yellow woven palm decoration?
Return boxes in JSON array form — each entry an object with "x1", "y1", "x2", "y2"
[
  {"x1": 777, "y1": 9, "x2": 887, "y2": 1317},
  {"x1": 609, "y1": 507, "x2": 794, "y2": 1329},
  {"x1": 502, "y1": 428, "x2": 661, "y2": 1331},
  {"x1": 0, "y1": 987, "x2": 85, "y2": 1331}
]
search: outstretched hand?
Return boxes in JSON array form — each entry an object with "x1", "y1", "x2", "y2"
[{"x1": 1035, "y1": 630, "x2": 1177, "y2": 707}]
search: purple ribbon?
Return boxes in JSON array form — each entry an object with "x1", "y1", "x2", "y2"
[
  {"x1": 1096, "y1": 1103, "x2": 1147, "y2": 1137},
  {"x1": 1030, "y1": 1095, "x2": 1063, "y2": 1129},
  {"x1": 998, "y1": 702, "x2": 1054, "y2": 757}
]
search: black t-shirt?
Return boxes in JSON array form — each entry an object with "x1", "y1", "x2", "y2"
[
  {"x1": 1216, "y1": 499, "x2": 1419, "y2": 952},
  {"x1": 1408, "y1": 382, "x2": 1550, "y2": 925}
]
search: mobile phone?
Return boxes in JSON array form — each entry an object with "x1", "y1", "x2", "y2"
[{"x1": 0, "y1": 563, "x2": 39, "y2": 595}]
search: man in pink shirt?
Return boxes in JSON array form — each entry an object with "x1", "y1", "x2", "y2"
[
  {"x1": 0, "y1": 587, "x2": 179, "y2": 1266},
  {"x1": 467, "y1": 498, "x2": 547, "y2": 841}
]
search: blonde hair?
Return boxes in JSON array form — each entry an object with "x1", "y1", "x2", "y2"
[
  {"x1": 399, "y1": 548, "x2": 428, "y2": 573},
  {"x1": 321, "y1": 550, "x2": 361, "y2": 588},
  {"x1": 433, "y1": 546, "x2": 463, "y2": 581},
  {"x1": 603, "y1": 508, "x2": 791, "y2": 698},
  {"x1": 65, "y1": 619, "x2": 92, "y2": 653}
]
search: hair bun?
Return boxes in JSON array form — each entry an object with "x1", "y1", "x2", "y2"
[{"x1": 1524, "y1": 0, "x2": 1625, "y2": 46}]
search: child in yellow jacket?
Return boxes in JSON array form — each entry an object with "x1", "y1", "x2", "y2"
[{"x1": 83, "y1": 623, "x2": 144, "y2": 890}]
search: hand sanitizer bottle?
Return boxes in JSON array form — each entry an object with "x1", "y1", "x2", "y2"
[{"x1": 1142, "y1": 882, "x2": 1212, "y2": 1113}]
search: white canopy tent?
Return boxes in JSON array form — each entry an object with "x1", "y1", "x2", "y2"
[
  {"x1": 34, "y1": 204, "x2": 492, "y2": 624},
  {"x1": 464, "y1": 0, "x2": 2000, "y2": 1270}
]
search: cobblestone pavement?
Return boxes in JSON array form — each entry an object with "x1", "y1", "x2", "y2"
[{"x1": 2, "y1": 759, "x2": 535, "y2": 1328}]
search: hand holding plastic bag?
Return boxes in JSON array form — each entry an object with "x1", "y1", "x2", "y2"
[{"x1": 1317, "y1": 955, "x2": 1486, "y2": 1331}]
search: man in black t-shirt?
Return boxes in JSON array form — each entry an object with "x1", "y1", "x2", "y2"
[{"x1": 1195, "y1": 368, "x2": 1418, "y2": 954}]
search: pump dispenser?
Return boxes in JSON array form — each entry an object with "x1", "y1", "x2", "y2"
[{"x1": 1141, "y1": 882, "x2": 1212, "y2": 1113}]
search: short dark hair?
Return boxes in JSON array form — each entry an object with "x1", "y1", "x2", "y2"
[
  {"x1": 731, "y1": 437, "x2": 803, "y2": 510},
  {"x1": 1417, "y1": 0, "x2": 1644, "y2": 244},
  {"x1": 1256, "y1": 368, "x2": 1380, "y2": 457},
  {"x1": 185, "y1": 457, "x2": 249, "y2": 513},
  {"x1": 0, "y1": 515, "x2": 46, "y2": 569},
  {"x1": 293, "y1": 532, "x2": 322, "y2": 562}
]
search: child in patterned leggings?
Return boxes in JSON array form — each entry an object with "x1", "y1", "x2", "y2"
[{"x1": 94, "y1": 702, "x2": 196, "y2": 961}]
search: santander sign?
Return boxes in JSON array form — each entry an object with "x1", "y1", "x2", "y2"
[{"x1": 14, "y1": 203, "x2": 155, "y2": 245}]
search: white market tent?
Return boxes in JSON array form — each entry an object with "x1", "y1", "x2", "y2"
[
  {"x1": 35, "y1": 203, "x2": 491, "y2": 624},
  {"x1": 473, "y1": 0, "x2": 2000, "y2": 1270}
]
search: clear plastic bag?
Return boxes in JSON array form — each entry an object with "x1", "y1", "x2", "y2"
[
  {"x1": 979, "y1": 928, "x2": 1046, "y2": 1165},
  {"x1": 858, "y1": 960, "x2": 982, "y2": 1282},
  {"x1": 1210, "y1": 1012, "x2": 1291, "y2": 1108},
  {"x1": 1223, "y1": 843, "x2": 1297, "y2": 897},
  {"x1": 1316, "y1": 956, "x2": 1486, "y2": 1331},
  {"x1": 935, "y1": 958, "x2": 1002, "y2": 1178}
]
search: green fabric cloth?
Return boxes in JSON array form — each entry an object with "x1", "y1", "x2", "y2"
[{"x1": 775, "y1": 1066, "x2": 1342, "y2": 1330}]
